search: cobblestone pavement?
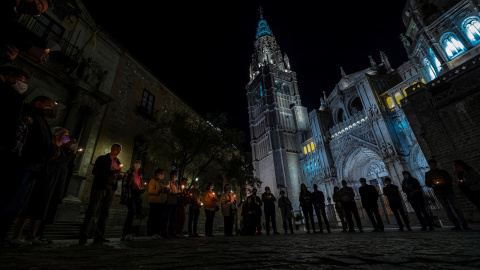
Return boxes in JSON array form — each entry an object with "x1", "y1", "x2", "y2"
[{"x1": 1, "y1": 227, "x2": 480, "y2": 270}]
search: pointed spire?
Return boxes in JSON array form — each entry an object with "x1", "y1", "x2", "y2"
[
  {"x1": 380, "y1": 51, "x2": 392, "y2": 71},
  {"x1": 340, "y1": 67, "x2": 347, "y2": 77},
  {"x1": 255, "y1": 7, "x2": 273, "y2": 39},
  {"x1": 320, "y1": 97, "x2": 327, "y2": 111},
  {"x1": 323, "y1": 91, "x2": 327, "y2": 101},
  {"x1": 369, "y1": 55, "x2": 377, "y2": 70}
]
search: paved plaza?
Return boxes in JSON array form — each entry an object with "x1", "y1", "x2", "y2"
[{"x1": 1, "y1": 227, "x2": 479, "y2": 270}]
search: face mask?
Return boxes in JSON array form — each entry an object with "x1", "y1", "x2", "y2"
[
  {"x1": 69, "y1": 143, "x2": 78, "y2": 151},
  {"x1": 226, "y1": 187, "x2": 231, "y2": 192},
  {"x1": 12, "y1": 81, "x2": 28, "y2": 94},
  {"x1": 60, "y1": 135, "x2": 70, "y2": 145},
  {"x1": 134, "y1": 163, "x2": 141, "y2": 169}
]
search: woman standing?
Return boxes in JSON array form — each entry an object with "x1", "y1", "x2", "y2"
[
  {"x1": 203, "y1": 182, "x2": 219, "y2": 237},
  {"x1": 121, "y1": 160, "x2": 144, "y2": 241},
  {"x1": 454, "y1": 160, "x2": 480, "y2": 210},
  {"x1": 332, "y1": 186, "x2": 348, "y2": 232},
  {"x1": 299, "y1": 183, "x2": 316, "y2": 233},
  {"x1": 147, "y1": 168, "x2": 168, "y2": 239},
  {"x1": 221, "y1": 184, "x2": 237, "y2": 236},
  {"x1": 241, "y1": 196, "x2": 258, "y2": 235}
]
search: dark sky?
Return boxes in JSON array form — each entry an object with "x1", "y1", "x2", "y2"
[{"x1": 82, "y1": 0, "x2": 409, "y2": 150}]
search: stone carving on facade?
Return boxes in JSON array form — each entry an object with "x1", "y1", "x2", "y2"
[
  {"x1": 76, "y1": 57, "x2": 107, "y2": 91},
  {"x1": 380, "y1": 142, "x2": 396, "y2": 159}
]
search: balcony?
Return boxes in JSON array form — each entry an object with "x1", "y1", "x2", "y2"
[{"x1": 329, "y1": 111, "x2": 368, "y2": 139}]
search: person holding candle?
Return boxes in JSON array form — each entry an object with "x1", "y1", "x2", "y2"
[
  {"x1": 147, "y1": 168, "x2": 168, "y2": 239},
  {"x1": 383, "y1": 177, "x2": 411, "y2": 231},
  {"x1": 174, "y1": 178, "x2": 189, "y2": 236},
  {"x1": 251, "y1": 188, "x2": 263, "y2": 235},
  {"x1": 203, "y1": 182, "x2": 219, "y2": 237},
  {"x1": 188, "y1": 181, "x2": 202, "y2": 237},
  {"x1": 312, "y1": 184, "x2": 331, "y2": 233},
  {"x1": 425, "y1": 159, "x2": 469, "y2": 230},
  {"x1": 261, "y1": 186, "x2": 279, "y2": 235},
  {"x1": 277, "y1": 190, "x2": 294, "y2": 234},
  {"x1": 221, "y1": 184, "x2": 237, "y2": 236},
  {"x1": 401, "y1": 171, "x2": 434, "y2": 231},
  {"x1": 166, "y1": 170, "x2": 181, "y2": 238},
  {"x1": 241, "y1": 196, "x2": 258, "y2": 235},
  {"x1": 453, "y1": 160, "x2": 480, "y2": 211},
  {"x1": 299, "y1": 183, "x2": 316, "y2": 233},
  {"x1": 79, "y1": 144, "x2": 122, "y2": 244},
  {"x1": 120, "y1": 160, "x2": 144, "y2": 241}
]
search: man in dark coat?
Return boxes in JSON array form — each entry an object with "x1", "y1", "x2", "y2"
[
  {"x1": 79, "y1": 144, "x2": 122, "y2": 244},
  {"x1": 261, "y1": 186, "x2": 279, "y2": 235},
  {"x1": 312, "y1": 184, "x2": 330, "y2": 233},
  {"x1": 383, "y1": 177, "x2": 411, "y2": 231},
  {"x1": 359, "y1": 178, "x2": 384, "y2": 232},
  {"x1": 401, "y1": 171, "x2": 434, "y2": 231},
  {"x1": 339, "y1": 180, "x2": 363, "y2": 232},
  {"x1": 251, "y1": 188, "x2": 263, "y2": 235}
]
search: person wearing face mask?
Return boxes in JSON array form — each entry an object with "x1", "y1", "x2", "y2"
[
  {"x1": 203, "y1": 182, "x2": 219, "y2": 237},
  {"x1": 401, "y1": 171, "x2": 434, "y2": 231},
  {"x1": 358, "y1": 178, "x2": 384, "y2": 232},
  {"x1": 147, "y1": 168, "x2": 168, "y2": 239},
  {"x1": 166, "y1": 170, "x2": 181, "y2": 238},
  {"x1": 221, "y1": 184, "x2": 237, "y2": 236},
  {"x1": 120, "y1": 160, "x2": 145, "y2": 241},
  {"x1": 261, "y1": 186, "x2": 279, "y2": 235},
  {"x1": 174, "y1": 178, "x2": 189, "y2": 236},
  {"x1": 188, "y1": 181, "x2": 202, "y2": 237},
  {"x1": 251, "y1": 188, "x2": 263, "y2": 235},
  {"x1": 0, "y1": 96, "x2": 56, "y2": 247},
  {"x1": 12, "y1": 127, "x2": 70, "y2": 246}
]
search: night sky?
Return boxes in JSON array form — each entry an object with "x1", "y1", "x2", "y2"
[{"x1": 82, "y1": 1, "x2": 409, "y2": 150}]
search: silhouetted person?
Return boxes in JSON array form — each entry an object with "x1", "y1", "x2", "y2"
[
  {"x1": 359, "y1": 178, "x2": 384, "y2": 232},
  {"x1": 383, "y1": 177, "x2": 411, "y2": 231},
  {"x1": 188, "y1": 181, "x2": 202, "y2": 237},
  {"x1": 339, "y1": 180, "x2": 363, "y2": 232},
  {"x1": 251, "y1": 188, "x2": 263, "y2": 235},
  {"x1": 277, "y1": 190, "x2": 294, "y2": 234},
  {"x1": 453, "y1": 160, "x2": 480, "y2": 211},
  {"x1": 121, "y1": 160, "x2": 145, "y2": 242},
  {"x1": 221, "y1": 183, "x2": 237, "y2": 236},
  {"x1": 262, "y1": 186, "x2": 279, "y2": 235},
  {"x1": 242, "y1": 196, "x2": 258, "y2": 235},
  {"x1": 299, "y1": 184, "x2": 316, "y2": 233},
  {"x1": 425, "y1": 159, "x2": 469, "y2": 230},
  {"x1": 332, "y1": 186, "x2": 348, "y2": 232},
  {"x1": 312, "y1": 184, "x2": 330, "y2": 233},
  {"x1": 401, "y1": 171, "x2": 434, "y2": 231}
]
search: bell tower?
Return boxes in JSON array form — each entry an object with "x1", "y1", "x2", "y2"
[{"x1": 246, "y1": 10, "x2": 309, "y2": 209}]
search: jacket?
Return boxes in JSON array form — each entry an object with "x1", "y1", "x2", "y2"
[
  {"x1": 383, "y1": 184, "x2": 402, "y2": 203},
  {"x1": 203, "y1": 190, "x2": 219, "y2": 211},
  {"x1": 148, "y1": 178, "x2": 169, "y2": 204},
  {"x1": 166, "y1": 180, "x2": 181, "y2": 205},
  {"x1": 91, "y1": 154, "x2": 121, "y2": 191},
  {"x1": 277, "y1": 195, "x2": 293, "y2": 219},
  {"x1": 261, "y1": 192, "x2": 276, "y2": 209},
  {"x1": 252, "y1": 194, "x2": 262, "y2": 216},
  {"x1": 221, "y1": 192, "x2": 237, "y2": 216},
  {"x1": 242, "y1": 201, "x2": 259, "y2": 218},
  {"x1": 338, "y1": 186, "x2": 356, "y2": 202},
  {"x1": 425, "y1": 169, "x2": 454, "y2": 196},
  {"x1": 299, "y1": 191, "x2": 313, "y2": 210},
  {"x1": 122, "y1": 169, "x2": 143, "y2": 200},
  {"x1": 312, "y1": 190, "x2": 326, "y2": 207},
  {"x1": 188, "y1": 188, "x2": 203, "y2": 209},
  {"x1": 401, "y1": 177, "x2": 424, "y2": 202},
  {"x1": 455, "y1": 169, "x2": 480, "y2": 192},
  {"x1": 359, "y1": 184, "x2": 379, "y2": 208}
]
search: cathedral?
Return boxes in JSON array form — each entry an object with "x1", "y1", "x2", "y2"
[{"x1": 247, "y1": 0, "x2": 480, "y2": 217}]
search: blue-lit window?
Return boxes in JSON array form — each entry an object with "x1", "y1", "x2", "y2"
[
  {"x1": 275, "y1": 80, "x2": 281, "y2": 93},
  {"x1": 463, "y1": 18, "x2": 480, "y2": 44},
  {"x1": 424, "y1": 58, "x2": 437, "y2": 81},
  {"x1": 441, "y1": 33, "x2": 466, "y2": 59},
  {"x1": 283, "y1": 83, "x2": 290, "y2": 95},
  {"x1": 429, "y1": 48, "x2": 442, "y2": 73},
  {"x1": 259, "y1": 84, "x2": 263, "y2": 97}
]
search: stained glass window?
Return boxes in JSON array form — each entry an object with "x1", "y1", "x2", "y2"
[{"x1": 441, "y1": 34, "x2": 465, "y2": 59}]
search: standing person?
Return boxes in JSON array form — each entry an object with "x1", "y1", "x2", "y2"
[
  {"x1": 241, "y1": 196, "x2": 258, "y2": 235},
  {"x1": 339, "y1": 180, "x2": 363, "y2": 233},
  {"x1": 121, "y1": 160, "x2": 145, "y2": 242},
  {"x1": 312, "y1": 184, "x2": 331, "y2": 233},
  {"x1": 78, "y1": 144, "x2": 122, "y2": 245},
  {"x1": 359, "y1": 178, "x2": 384, "y2": 232},
  {"x1": 12, "y1": 127, "x2": 70, "y2": 245},
  {"x1": 147, "y1": 168, "x2": 168, "y2": 239},
  {"x1": 332, "y1": 186, "x2": 348, "y2": 232},
  {"x1": 277, "y1": 190, "x2": 294, "y2": 234},
  {"x1": 251, "y1": 188, "x2": 263, "y2": 235},
  {"x1": 174, "y1": 178, "x2": 189, "y2": 236},
  {"x1": 0, "y1": 96, "x2": 56, "y2": 247},
  {"x1": 425, "y1": 159, "x2": 469, "y2": 230},
  {"x1": 261, "y1": 186, "x2": 279, "y2": 235},
  {"x1": 453, "y1": 160, "x2": 480, "y2": 210},
  {"x1": 401, "y1": 171, "x2": 434, "y2": 231},
  {"x1": 299, "y1": 184, "x2": 316, "y2": 233},
  {"x1": 383, "y1": 177, "x2": 411, "y2": 231},
  {"x1": 221, "y1": 184, "x2": 237, "y2": 236},
  {"x1": 188, "y1": 181, "x2": 202, "y2": 237},
  {"x1": 165, "y1": 170, "x2": 181, "y2": 238},
  {"x1": 203, "y1": 182, "x2": 219, "y2": 237}
]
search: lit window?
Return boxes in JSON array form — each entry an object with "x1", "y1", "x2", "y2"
[
  {"x1": 141, "y1": 89, "x2": 155, "y2": 115},
  {"x1": 307, "y1": 144, "x2": 311, "y2": 153},
  {"x1": 429, "y1": 48, "x2": 442, "y2": 73},
  {"x1": 394, "y1": 92, "x2": 403, "y2": 104},
  {"x1": 424, "y1": 58, "x2": 437, "y2": 81},
  {"x1": 441, "y1": 33, "x2": 465, "y2": 59},
  {"x1": 402, "y1": 87, "x2": 408, "y2": 97},
  {"x1": 464, "y1": 18, "x2": 480, "y2": 43},
  {"x1": 386, "y1": 96, "x2": 395, "y2": 110},
  {"x1": 310, "y1": 142, "x2": 315, "y2": 151},
  {"x1": 303, "y1": 146, "x2": 307, "y2": 155},
  {"x1": 283, "y1": 83, "x2": 290, "y2": 95}
]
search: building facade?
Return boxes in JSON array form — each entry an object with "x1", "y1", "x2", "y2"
[{"x1": 246, "y1": 14, "x2": 310, "y2": 209}]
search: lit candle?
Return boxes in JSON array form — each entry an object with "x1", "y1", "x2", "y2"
[
  {"x1": 119, "y1": 164, "x2": 123, "y2": 169},
  {"x1": 181, "y1": 185, "x2": 185, "y2": 189},
  {"x1": 78, "y1": 148, "x2": 84, "y2": 152},
  {"x1": 201, "y1": 202, "x2": 204, "y2": 206},
  {"x1": 45, "y1": 48, "x2": 50, "y2": 53}
]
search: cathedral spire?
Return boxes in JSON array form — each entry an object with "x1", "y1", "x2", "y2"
[
  {"x1": 256, "y1": 7, "x2": 273, "y2": 39},
  {"x1": 380, "y1": 51, "x2": 392, "y2": 71},
  {"x1": 340, "y1": 67, "x2": 347, "y2": 77},
  {"x1": 369, "y1": 55, "x2": 378, "y2": 70}
]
